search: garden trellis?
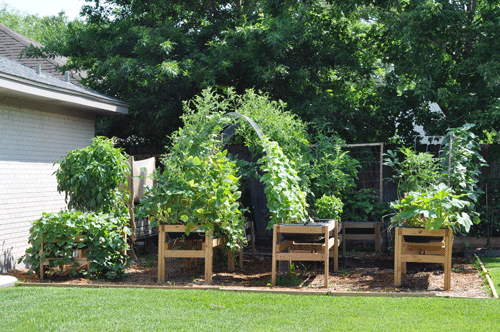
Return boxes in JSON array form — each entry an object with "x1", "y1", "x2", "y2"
[{"x1": 343, "y1": 143, "x2": 384, "y2": 202}]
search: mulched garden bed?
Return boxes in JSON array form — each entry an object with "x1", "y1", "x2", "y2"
[{"x1": 7, "y1": 247, "x2": 491, "y2": 298}]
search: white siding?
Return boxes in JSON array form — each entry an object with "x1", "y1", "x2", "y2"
[{"x1": 0, "y1": 103, "x2": 94, "y2": 272}]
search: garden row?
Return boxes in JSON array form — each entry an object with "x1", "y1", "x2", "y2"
[{"x1": 20, "y1": 89, "x2": 490, "y2": 288}]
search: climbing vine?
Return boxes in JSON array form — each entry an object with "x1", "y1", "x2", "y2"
[{"x1": 139, "y1": 88, "x2": 309, "y2": 247}]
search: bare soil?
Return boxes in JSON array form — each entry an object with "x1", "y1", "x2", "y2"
[{"x1": 7, "y1": 247, "x2": 491, "y2": 298}]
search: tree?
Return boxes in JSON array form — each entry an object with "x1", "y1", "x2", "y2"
[
  {"x1": 335, "y1": 0, "x2": 500, "y2": 141},
  {"x1": 0, "y1": 3, "x2": 74, "y2": 46},
  {"x1": 34, "y1": 0, "x2": 391, "y2": 150}
]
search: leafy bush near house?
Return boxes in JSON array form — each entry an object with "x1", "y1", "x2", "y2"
[
  {"x1": 54, "y1": 136, "x2": 130, "y2": 217},
  {"x1": 19, "y1": 210, "x2": 130, "y2": 280}
]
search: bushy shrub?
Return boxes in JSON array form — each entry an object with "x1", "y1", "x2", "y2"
[
  {"x1": 54, "y1": 136, "x2": 130, "y2": 217},
  {"x1": 19, "y1": 210, "x2": 130, "y2": 280},
  {"x1": 314, "y1": 195, "x2": 344, "y2": 220}
]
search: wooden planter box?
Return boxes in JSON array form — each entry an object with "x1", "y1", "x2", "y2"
[
  {"x1": 271, "y1": 220, "x2": 344, "y2": 288},
  {"x1": 158, "y1": 224, "x2": 225, "y2": 283},
  {"x1": 343, "y1": 221, "x2": 383, "y2": 251},
  {"x1": 394, "y1": 227, "x2": 453, "y2": 291},
  {"x1": 158, "y1": 223, "x2": 256, "y2": 283},
  {"x1": 39, "y1": 235, "x2": 89, "y2": 280}
]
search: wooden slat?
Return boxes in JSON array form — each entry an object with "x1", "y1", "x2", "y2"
[
  {"x1": 400, "y1": 228, "x2": 447, "y2": 237},
  {"x1": 344, "y1": 234, "x2": 376, "y2": 241},
  {"x1": 276, "y1": 252, "x2": 326, "y2": 261},
  {"x1": 163, "y1": 250, "x2": 206, "y2": 258},
  {"x1": 276, "y1": 241, "x2": 293, "y2": 252},
  {"x1": 343, "y1": 221, "x2": 382, "y2": 228},
  {"x1": 276, "y1": 225, "x2": 326, "y2": 234},
  {"x1": 400, "y1": 254, "x2": 445, "y2": 264},
  {"x1": 290, "y1": 243, "x2": 324, "y2": 251}
]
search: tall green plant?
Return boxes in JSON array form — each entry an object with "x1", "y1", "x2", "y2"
[
  {"x1": 139, "y1": 149, "x2": 245, "y2": 249},
  {"x1": 259, "y1": 141, "x2": 308, "y2": 228},
  {"x1": 440, "y1": 124, "x2": 487, "y2": 206},
  {"x1": 309, "y1": 131, "x2": 360, "y2": 201},
  {"x1": 384, "y1": 146, "x2": 442, "y2": 199},
  {"x1": 54, "y1": 136, "x2": 130, "y2": 217},
  {"x1": 139, "y1": 88, "x2": 309, "y2": 237}
]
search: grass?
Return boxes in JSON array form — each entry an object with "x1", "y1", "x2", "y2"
[
  {"x1": 1, "y1": 286, "x2": 499, "y2": 331},
  {"x1": 479, "y1": 256, "x2": 500, "y2": 293}
]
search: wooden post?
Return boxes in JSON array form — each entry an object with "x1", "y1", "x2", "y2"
[
  {"x1": 271, "y1": 225, "x2": 278, "y2": 286},
  {"x1": 444, "y1": 229, "x2": 452, "y2": 291},
  {"x1": 205, "y1": 234, "x2": 214, "y2": 283},
  {"x1": 158, "y1": 225, "x2": 166, "y2": 282},
  {"x1": 228, "y1": 250, "x2": 235, "y2": 272},
  {"x1": 324, "y1": 225, "x2": 330, "y2": 288},
  {"x1": 333, "y1": 220, "x2": 338, "y2": 272},
  {"x1": 394, "y1": 227, "x2": 402, "y2": 287}
]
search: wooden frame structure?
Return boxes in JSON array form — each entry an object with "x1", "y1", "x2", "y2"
[
  {"x1": 158, "y1": 224, "x2": 224, "y2": 283},
  {"x1": 343, "y1": 221, "x2": 383, "y2": 252},
  {"x1": 271, "y1": 220, "x2": 343, "y2": 288},
  {"x1": 39, "y1": 235, "x2": 88, "y2": 280},
  {"x1": 394, "y1": 227, "x2": 453, "y2": 291}
]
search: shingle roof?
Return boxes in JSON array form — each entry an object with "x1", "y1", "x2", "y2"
[
  {"x1": 0, "y1": 55, "x2": 128, "y2": 114},
  {"x1": 2, "y1": 55, "x2": 124, "y2": 103},
  {"x1": 0, "y1": 23, "x2": 80, "y2": 84}
]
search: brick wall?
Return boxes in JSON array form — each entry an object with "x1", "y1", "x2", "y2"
[{"x1": 0, "y1": 103, "x2": 95, "y2": 272}]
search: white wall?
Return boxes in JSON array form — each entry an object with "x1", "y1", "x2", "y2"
[{"x1": 0, "y1": 102, "x2": 95, "y2": 272}]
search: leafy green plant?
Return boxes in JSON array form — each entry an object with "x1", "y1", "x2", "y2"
[
  {"x1": 341, "y1": 188, "x2": 391, "y2": 222},
  {"x1": 54, "y1": 136, "x2": 130, "y2": 217},
  {"x1": 309, "y1": 131, "x2": 360, "y2": 202},
  {"x1": 139, "y1": 149, "x2": 246, "y2": 249},
  {"x1": 139, "y1": 89, "x2": 309, "y2": 238},
  {"x1": 259, "y1": 140, "x2": 308, "y2": 228},
  {"x1": 314, "y1": 195, "x2": 344, "y2": 220},
  {"x1": 384, "y1": 146, "x2": 442, "y2": 199},
  {"x1": 390, "y1": 183, "x2": 475, "y2": 232},
  {"x1": 19, "y1": 210, "x2": 130, "y2": 280},
  {"x1": 440, "y1": 124, "x2": 487, "y2": 226}
]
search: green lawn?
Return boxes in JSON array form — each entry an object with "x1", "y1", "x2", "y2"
[
  {"x1": 1, "y1": 286, "x2": 498, "y2": 331},
  {"x1": 480, "y1": 256, "x2": 500, "y2": 293}
]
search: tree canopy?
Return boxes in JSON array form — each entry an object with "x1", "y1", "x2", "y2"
[
  {"x1": 335, "y1": 0, "x2": 500, "y2": 142},
  {"x1": 0, "y1": 3, "x2": 74, "y2": 45},
  {"x1": 31, "y1": 0, "x2": 400, "y2": 149},
  {"x1": 5, "y1": 0, "x2": 500, "y2": 148}
]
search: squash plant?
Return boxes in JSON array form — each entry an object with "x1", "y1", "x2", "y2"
[
  {"x1": 388, "y1": 124, "x2": 485, "y2": 233},
  {"x1": 19, "y1": 210, "x2": 130, "y2": 280},
  {"x1": 390, "y1": 183, "x2": 473, "y2": 232}
]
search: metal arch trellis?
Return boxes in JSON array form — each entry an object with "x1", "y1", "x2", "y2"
[{"x1": 220, "y1": 112, "x2": 269, "y2": 157}]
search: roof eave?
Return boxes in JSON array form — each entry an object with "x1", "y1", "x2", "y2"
[{"x1": 0, "y1": 72, "x2": 129, "y2": 115}]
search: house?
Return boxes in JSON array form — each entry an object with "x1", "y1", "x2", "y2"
[
  {"x1": 0, "y1": 55, "x2": 128, "y2": 273},
  {"x1": 0, "y1": 23, "x2": 80, "y2": 83}
]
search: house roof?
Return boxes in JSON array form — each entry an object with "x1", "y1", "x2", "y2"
[
  {"x1": 0, "y1": 23, "x2": 81, "y2": 84},
  {"x1": 0, "y1": 55, "x2": 128, "y2": 115}
]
